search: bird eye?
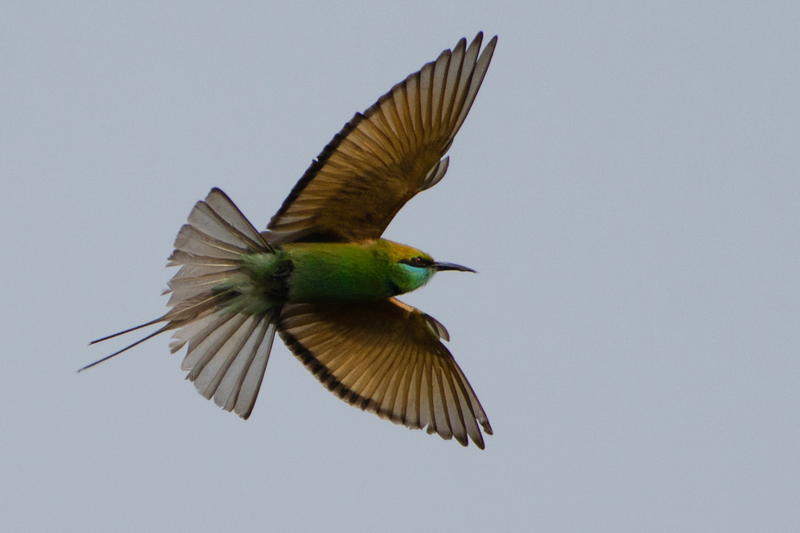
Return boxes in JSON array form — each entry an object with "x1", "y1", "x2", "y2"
[{"x1": 400, "y1": 256, "x2": 430, "y2": 268}]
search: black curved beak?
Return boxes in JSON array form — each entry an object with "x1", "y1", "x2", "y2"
[{"x1": 431, "y1": 262, "x2": 477, "y2": 273}]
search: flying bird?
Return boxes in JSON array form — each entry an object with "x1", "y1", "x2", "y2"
[{"x1": 84, "y1": 33, "x2": 497, "y2": 448}]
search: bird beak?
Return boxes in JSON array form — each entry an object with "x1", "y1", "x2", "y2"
[{"x1": 431, "y1": 262, "x2": 477, "y2": 273}]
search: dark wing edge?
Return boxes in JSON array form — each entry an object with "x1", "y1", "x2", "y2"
[{"x1": 267, "y1": 115, "x2": 367, "y2": 243}]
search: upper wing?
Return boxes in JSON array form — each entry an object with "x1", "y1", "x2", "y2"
[
  {"x1": 278, "y1": 298, "x2": 492, "y2": 448},
  {"x1": 267, "y1": 33, "x2": 497, "y2": 244}
]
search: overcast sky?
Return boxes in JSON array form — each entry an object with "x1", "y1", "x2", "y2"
[{"x1": 2, "y1": 2, "x2": 799, "y2": 532}]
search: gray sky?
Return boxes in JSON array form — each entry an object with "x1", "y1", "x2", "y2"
[{"x1": 2, "y1": 2, "x2": 799, "y2": 531}]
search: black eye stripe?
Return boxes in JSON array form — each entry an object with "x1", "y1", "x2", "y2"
[{"x1": 400, "y1": 256, "x2": 432, "y2": 268}]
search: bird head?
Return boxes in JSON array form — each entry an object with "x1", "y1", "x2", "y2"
[{"x1": 386, "y1": 241, "x2": 476, "y2": 295}]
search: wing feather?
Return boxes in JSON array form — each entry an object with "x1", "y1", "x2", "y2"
[
  {"x1": 394, "y1": 343, "x2": 416, "y2": 426},
  {"x1": 451, "y1": 33, "x2": 495, "y2": 141},
  {"x1": 441, "y1": 39, "x2": 465, "y2": 131},
  {"x1": 430, "y1": 49, "x2": 451, "y2": 137},
  {"x1": 267, "y1": 33, "x2": 497, "y2": 244},
  {"x1": 277, "y1": 299, "x2": 491, "y2": 448}
]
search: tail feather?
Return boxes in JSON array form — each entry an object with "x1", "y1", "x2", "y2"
[
  {"x1": 193, "y1": 315, "x2": 258, "y2": 393},
  {"x1": 184, "y1": 312, "x2": 249, "y2": 382},
  {"x1": 84, "y1": 188, "x2": 279, "y2": 419},
  {"x1": 167, "y1": 250, "x2": 240, "y2": 268},
  {"x1": 186, "y1": 312, "x2": 277, "y2": 418},
  {"x1": 162, "y1": 292, "x2": 232, "y2": 323},
  {"x1": 189, "y1": 195, "x2": 271, "y2": 252},
  {"x1": 166, "y1": 269, "x2": 239, "y2": 306},
  {"x1": 231, "y1": 318, "x2": 276, "y2": 418},
  {"x1": 170, "y1": 310, "x2": 221, "y2": 355},
  {"x1": 80, "y1": 322, "x2": 173, "y2": 372},
  {"x1": 201, "y1": 188, "x2": 272, "y2": 252},
  {"x1": 174, "y1": 224, "x2": 246, "y2": 259},
  {"x1": 88, "y1": 318, "x2": 163, "y2": 346}
]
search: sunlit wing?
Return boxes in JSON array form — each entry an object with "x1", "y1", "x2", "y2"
[
  {"x1": 278, "y1": 298, "x2": 492, "y2": 448},
  {"x1": 267, "y1": 33, "x2": 497, "y2": 244}
]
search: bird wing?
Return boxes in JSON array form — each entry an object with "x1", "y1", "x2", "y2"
[
  {"x1": 266, "y1": 33, "x2": 497, "y2": 244},
  {"x1": 278, "y1": 298, "x2": 492, "y2": 448}
]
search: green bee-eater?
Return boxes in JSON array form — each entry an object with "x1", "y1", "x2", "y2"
[{"x1": 85, "y1": 33, "x2": 497, "y2": 448}]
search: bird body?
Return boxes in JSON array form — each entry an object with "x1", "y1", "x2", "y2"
[
  {"x1": 283, "y1": 240, "x2": 435, "y2": 304},
  {"x1": 85, "y1": 33, "x2": 497, "y2": 448},
  {"x1": 184, "y1": 239, "x2": 440, "y2": 311}
]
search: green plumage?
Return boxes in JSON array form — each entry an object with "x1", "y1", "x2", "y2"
[
  {"x1": 219, "y1": 239, "x2": 435, "y2": 315},
  {"x1": 85, "y1": 33, "x2": 497, "y2": 448},
  {"x1": 284, "y1": 240, "x2": 435, "y2": 303},
  {"x1": 215, "y1": 240, "x2": 436, "y2": 310}
]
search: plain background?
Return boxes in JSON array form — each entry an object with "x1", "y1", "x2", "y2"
[{"x1": 2, "y1": 2, "x2": 798, "y2": 531}]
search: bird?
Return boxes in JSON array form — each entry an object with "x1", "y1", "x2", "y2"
[{"x1": 83, "y1": 32, "x2": 497, "y2": 449}]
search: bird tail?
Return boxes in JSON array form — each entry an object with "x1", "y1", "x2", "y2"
[{"x1": 83, "y1": 188, "x2": 280, "y2": 419}]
